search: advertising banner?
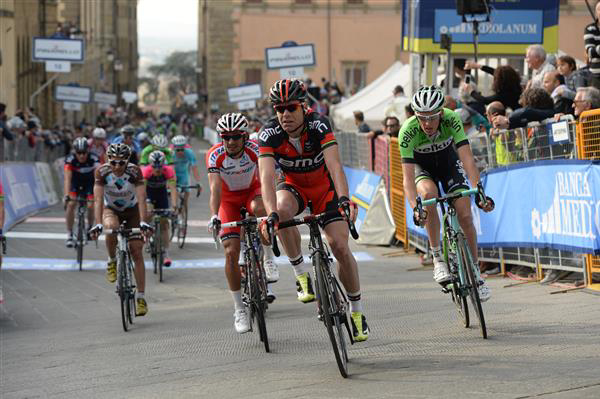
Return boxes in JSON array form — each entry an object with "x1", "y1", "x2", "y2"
[
  {"x1": 32, "y1": 37, "x2": 84, "y2": 62},
  {"x1": 265, "y1": 44, "x2": 315, "y2": 69},
  {"x1": 406, "y1": 161, "x2": 600, "y2": 254},
  {"x1": 227, "y1": 84, "x2": 262, "y2": 104},
  {"x1": 55, "y1": 85, "x2": 92, "y2": 103},
  {"x1": 1, "y1": 163, "x2": 58, "y2": 230},
  {"x1": 94, "y1": 92, "x2": 117, "y2": 105}
]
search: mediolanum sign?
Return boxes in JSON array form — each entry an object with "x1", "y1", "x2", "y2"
[
  {"x1": 33, "y1": 37, "x2": 85, "y2": 62},
  {"x1": 55, "y1": 85, "x2": 92, "y2": 103},
  {"x1": 265, "y1": 44, "x2": 315, "y2": 70}
]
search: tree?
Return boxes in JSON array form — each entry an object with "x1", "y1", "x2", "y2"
[{"x1": 148, "y1": 50, "x2": 197, "y2": 94}]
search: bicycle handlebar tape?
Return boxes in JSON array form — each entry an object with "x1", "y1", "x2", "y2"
[
  {"x1": 268, "y1": 212, "x2": 280, "y2": 257},
  {"x1": 338, "y1": 196, "x2": 359, "y2": 240}
]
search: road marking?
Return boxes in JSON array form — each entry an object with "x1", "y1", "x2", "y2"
[
  {"x1": 1, "y1": 252, "x2": 374, "y2": 271},
  {"x1": 6, "y1": 231, "x2": 311, "y2": 243},
  {"x1": 24, "y1": 217, "x2": 211, "y2": 226}
]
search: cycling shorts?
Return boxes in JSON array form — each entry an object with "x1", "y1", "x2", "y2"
[
  {"x1": 147, "y1": 188, "x2": 170, "y2": 211},
  {"x1": 103, "y1": 206, "x2": 142, "y2": 241},
  {"x1": 68, "y1": 191, "x2": 93, "y2": 201},
  {"x1": 70, "y1": 183, "x2": 94, "y2": 198},
  {"x1": 219, "y1": 186, "x2": 262, "y2": 241},
  {"x1": 414, "y1": 151, "x2": 469, "y2": 195},
  {"x1": 277, "y1": 176, "x2": 343, "y2": 227}
]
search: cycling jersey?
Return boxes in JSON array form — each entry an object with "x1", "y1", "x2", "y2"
[
  {"x1": 111, "y1": 135, "x2": 142, "y2": 154},
  {"x1": 141, "y1": 165, "x2": 175, "y2": 209},
  {"x1": 398, "y1": 108, "x2": 470, "y2": 193},
  {"x1": 171, "y1": 147, "x2": 197, "y2": 186},
  {"x1": 95, "y1": 163, "x2": 143, "y2": 211},
  {"x1": 87, "y1": 139, "x2": 108, "y2": 163},
  {"x1": 206, "y1": 140, "x2": 260, "y2": 193},
  {"x1": 65, "y1": 152, "x2": 101, "y2": 194},
  {"x1": 139, "y1": 145, "x2": 174, "y2": 165},
  {"x1": 258, "y1": 110, "x2": 337, "y2": 188}
]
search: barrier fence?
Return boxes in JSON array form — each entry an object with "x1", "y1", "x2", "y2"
[{"x1": 336, "y1": 110, "x2": 600, "y2": 291}]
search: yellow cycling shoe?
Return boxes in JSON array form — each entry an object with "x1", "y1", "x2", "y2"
[
  {"x1": 351, "y1": 311, "x2": 370, "y2": 342},
  {"x1": 106, "y1": 260, "x2": 117, "y2": 283},
  {"x1": 295, "y1": 272, "x2": 316, "y2": 303},
  {"x1": 136, "y1": 298, "x2": 148, "y2": 316}
]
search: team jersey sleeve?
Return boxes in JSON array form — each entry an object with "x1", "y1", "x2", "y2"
[
  {"x1": 164, "y1": 148, "x2": 174, "y2": 164},
  {"x1": 128, "y1": 165, "x2": 144, "y2": 186},
  {"x1": 165, "y1": 165, "x2": 176, "y2": 181},
  {"x1": 139, "y1": 146, "x2": 152, "y2": 165},
  {"x1": 397, "y1": 118, "x2": 418, "y2": 163},
  {"x1": 205, "y1": 144, "x2": 221, "y2": 173},
  {"x1": 258, "y1": 126, "x2": 276, "y2": 158},
  {"x1": 314, "y1": 114, "x2": 337, "y2": 150},
  {"x1": 141, "y1": 165, "x2": 152, "y2": 180},
  {"x1": 64, "y1": 154, "x2": 75, "y2": 171},
  {"x1": 443, "y1": 108, "x2": 469, "y2": 148},
  {"x1": 94, "y1": 165, "x2": 109, "y2": 186}
]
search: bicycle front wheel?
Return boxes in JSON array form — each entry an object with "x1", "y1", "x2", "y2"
[
  {"x1": 458, "y1": 235, "x2": 487, "y2": 339},
  {"x1": 118, "y1": 251, "x2": 129, "y2": 332},
  {"x1": 315, "y1": 254, "x2": 348, "y2": 378},
  {"x1": 76, "y1": 212, "x2": 85, "y2": 271},
  {"x1": 177, "y1": 206, "x2": 188, "y2": 248}
]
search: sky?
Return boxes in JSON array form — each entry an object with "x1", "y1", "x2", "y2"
[{"x1": 137, "y1": 0, "x2": 198, "y2": 75}]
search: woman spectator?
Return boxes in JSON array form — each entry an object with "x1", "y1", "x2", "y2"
[
  {"x1": 491, "y1": 87, "x2": 555, "y2": 129},
  {"x1": 463, "y1": 63, "x2": 523, "y2": 111}
]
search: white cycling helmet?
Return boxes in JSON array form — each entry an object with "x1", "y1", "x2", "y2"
[
  {"x1": 137, "y1": 132, "x2": 149, "y2": 142},
  {"x1": 151, "y1": 134, "x2": 168, "y2": 148},
  {"x1": 171, "y1": 135, "x2": 187, "y2": 147},
  {"x1": 216, "y1": 113, "x2": 248, "y2": 134},
  {"x1": 411, "y1": 85, "x2": 445, "y2": 113},
  {"x1": 149, "y1": 150, "x2": 166, "y2": 168},
  {"x1": 92, "y1": 127, "x2": 106, "y2": 139}
]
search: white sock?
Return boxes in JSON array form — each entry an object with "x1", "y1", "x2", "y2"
[
  {"x1": 431, "y1": 246, "x2": 442, "y2": 260},
  {"x1": 347, "y1": 291, "x2": 363, "y2": 313},
  {"x1": 108, "y1": 256, "x2": 116, "y2": 263},
  {"x1": 263, "y1": 245, "x2": 274, "y2": 261},
  {"x1": 231, "y1": 290, "x2": 244, "y2": 311},
  {"x1": 289, "y1": 254, "x2": 310, "y2": 276},
  {"x1": 137, "y1": 291, "x2": 145, "y2": 299},
  {"x1": 239, "y1": 241, "x2": 247, "y2": 263}
]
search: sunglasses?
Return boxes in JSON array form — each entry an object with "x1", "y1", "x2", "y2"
[
  {"x1": 221, "y1": 134, "x2": 244, "y2": 141},
  {"x1": 274, "y1": 103, "x2": 300, "y2": 113},
  {"x1": 385, "y1": 124, "x2": 399, "y2": 128},
  {"x1": 416, "y1": 112, "x2": 441, "y2": 122},
  {"x1": 109, "y1": 159, "x2": 127, "y2": 166},
  {"x1": 75, "y1": 151, "x2": 88, "y2": 155}
]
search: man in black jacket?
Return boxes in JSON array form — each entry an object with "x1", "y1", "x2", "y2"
[{"x1": 543, "y1": 70, "x2": 574, "y2": 115}]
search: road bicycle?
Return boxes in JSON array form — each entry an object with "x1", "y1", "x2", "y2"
[
  {"x1": 104, "y1": 223, "x2": 142, "y2": 332},
  {"x1": 415, "y1": 183, "x2": 490, "y2": 339},
  {"x1": 170, "y1": 184, "x2": 201, "y2": 248},
  {"x1": 66, "y1": 196, "x2": 94, "y2": 271},
  {"x1": 273, "y1": 208, "x2": 359, "y2": 378},
  {"x1": 213, "y1": 209, "x2": 273, "y2": 353},
  {"x1": 149, "y1": 208, "x2": 172, "y2": 283}
]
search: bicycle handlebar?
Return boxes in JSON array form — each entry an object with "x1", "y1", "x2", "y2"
[
  {"x1": 277, "y1": 209, "x2": 360, "y2": 240},
  {"x1": 103, "y1": 227, "x2": 143, "y2": 235},
  {"x1": 177, "y1": 184, "x2": 201, "y2": 198}
]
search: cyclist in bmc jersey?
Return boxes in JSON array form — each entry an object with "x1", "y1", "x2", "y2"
[
  {"x1": 139, "y1": 134, "x2": 174, "y2": 166},
  {"x1": 171, "y1": 135, "x2": 202, "y2": 210},
  {"x1": 142, "y1": 151, "x2": 177, "y2": 267},
  {"x1": 258, "y1": 79, "x2": 369, "y2": 342},
  {"x1": 63, "y1": 137, "x2": 100, "y2": 248},
  {"x1": 399, "y1": 85, "x2": 495, "y2": 301},
  {"x1": 89, "y1": 143, "x2": 153, "y2": 316},
  {"x1": 207, "y1": 113, "x2": 278, "y2": 334}
]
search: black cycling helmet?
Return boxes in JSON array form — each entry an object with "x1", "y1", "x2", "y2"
[
  {"x1": 106, "y1": 143, "x2": 131, "y2": 160},
  {"x1": 73, "y1": 137, "x2": 89, "y2": 153},
  {"x1": 269, "y1": 79, "x2": 307, "y2": 105}
]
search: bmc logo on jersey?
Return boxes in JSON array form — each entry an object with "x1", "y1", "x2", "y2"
[
  {"x1": 308, "y1": 120, "x2": 328, "y2": 133},
  {"x1": 279, "y1": 151, "x2": 325, "y2": 169},
  {"x1": 259, "y1": 126, "x2": 281, "y2": 142}
]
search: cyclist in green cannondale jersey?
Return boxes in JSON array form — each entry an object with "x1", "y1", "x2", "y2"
[{"x1": 398, "y1": 85, "x2": 495, "y2": 301}]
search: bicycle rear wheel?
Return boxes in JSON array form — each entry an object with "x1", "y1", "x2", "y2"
[
  {"x1": 253, "y1": 252, "x2": 270, "y2": 352},
  {"x1": 76, "y1": 210, "x2": 85, "y2": 271},
  {"x1": 156, "y1": 222, "x2": 164, "y2": 283},
  {"x1": 177, "y1": 206, "x2": 188, "y2": 248},
  {"x1": 126, "y1": 257, "x2": 136, "y2": 324},
  {"x1": 118, "y1": 251, "x2": 129, "y2": 332},
  {"x1": 458, "y1": 236, "x2": 487, "y2": 339},
  {"x1": 315, "y1": 254, "x2": 348, "y2": 378}
]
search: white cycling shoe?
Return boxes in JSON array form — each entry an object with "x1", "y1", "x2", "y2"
[
  {"x1": 478, "y1": 279, "x2": 491, "y2": 302},
  {"x1": 433, "y1": 258, "x2": 452, "y2": 284},
  {"x1": 264, "y1": 259, "x2": 279, "y2": 283},
  {"x1": 233, "y1": 309, "x2": 250, "y2": 334}
]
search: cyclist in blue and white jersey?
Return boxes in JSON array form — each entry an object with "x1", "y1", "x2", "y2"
[{"x1": 171, "y1": 135, "x2": 202, "y2": 210}]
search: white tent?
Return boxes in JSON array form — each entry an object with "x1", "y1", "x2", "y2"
[{"x1": 330, "y1": 61, "x2": 411, "y2": 132}]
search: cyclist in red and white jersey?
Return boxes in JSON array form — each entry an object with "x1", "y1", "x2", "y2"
[
  {"x1": 258, "y1": 79, "x2": 369, "y2": 342},
  {"x1": 206, "y1": 113, "x2": 277, "y2": 334}
]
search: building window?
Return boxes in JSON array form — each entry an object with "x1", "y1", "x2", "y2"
[
  {"x1": 245, "y1": 68, "x2": 262, "y2": 85},
  {"x1": 342, "y1": 61, "x2": 367, "y2": 93}
]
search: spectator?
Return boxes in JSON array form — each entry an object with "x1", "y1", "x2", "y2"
[
  {"x1": 383, "y1": 116, "x2": 400, "y2": 138},
  {"x1": 584, "y1": 1, "x2": 600, "y2": 82},
  {"x1": 492, "y1": 87, "x2": 555, "y2": 129},
  {"x1": 463, "y1": 64, "x2": 522, "y2": 111},
  {"x1": 442, "y1": 58, "x2": 472, "y2": 95},
  {"x1": 353, "y1": 110, "x2": 371, "y2": 133},
  {"x1": 525, "y1": 44, "x2": 555, "y2": 89},
  {"x1": 486, "y1": 101, "x2": 513, "y2": 166},
  {"x1": 444, "y1": 95, "x2": 458, "y2": 110},
  {"x1": 1, "y1": 103, "x2": 14, "y2": 161},
  {"x1": 573, "y1": 86, "x2": 600, "y2": 118},
  {"x1": 542, "y1": 70, "x2": 574, "y2": 115},
  {"x1": 393, "y1": 85, "x2": 404, "y2": 97},
  {"x1": 557, "y1": 55, "x2": 593, "y2": 100}
]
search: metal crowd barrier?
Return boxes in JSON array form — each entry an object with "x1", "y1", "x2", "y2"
[{"x1": 4, "y1": 135, "x2": 66, "y2": 163}]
